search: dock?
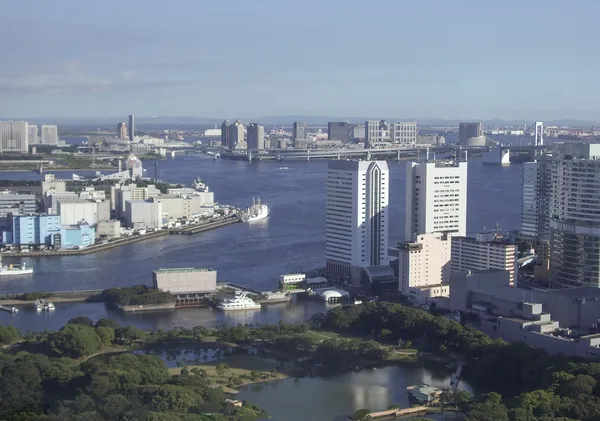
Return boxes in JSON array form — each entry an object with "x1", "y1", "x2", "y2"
[
  {"x1": 366, "y1": 406, "x2": 429, "y2": 419},
  {"x1": 0, "y1": 289, "x2": 104, "y2": 306},
  {"x1": 169, "y1": 216, "x2": 242, "y2": 235}
]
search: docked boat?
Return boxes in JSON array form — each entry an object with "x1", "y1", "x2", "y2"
[
  {"x1": 34, "y1": 300, "x2": 44, "y2": 312},
  {"x1": 193, "y1": 177, "x2": 210, "y2": 192},
  {"x1": 0, "y1": 256, "x2": 33, "y2": 276},
  {"x1": 44, "y1": 302, "x2": 55, "y2": 311},
  {"x1": 217, "y1": 292, "x2": 262, "y2": 311},
  {"x1": 242, "y1": 197, "x2": 270, "y2": 223}
]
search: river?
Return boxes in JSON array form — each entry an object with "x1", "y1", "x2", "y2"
[{"x1": 0, "y1": 155, "x2": 522, "y2": 331}]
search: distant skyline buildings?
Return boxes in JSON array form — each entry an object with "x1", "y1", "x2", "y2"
[
  {"x1": 28, "y1": 125, "x2": 38, "y2": 145},
  {"x1": 128, "y1": 114, "x2": 135, "y2": 141},
  {"x1": 117, "y1": 122, "x2": 128, "y2": 139},
  {"x1": 0, "y1": 121, "x2": 28, "y2": 153},
  {"x1": 292, "y1": 122, "x2": 306, "y2": 148},
  {"x1": 41, "y1": 124, "x2": 58, "y2": 145},
  {"x1": 246, "y1": 123, "x2": 265, "y2": 150},
  {"x1": 220, "y1": 120, "x2": 246, "y2": 150}
]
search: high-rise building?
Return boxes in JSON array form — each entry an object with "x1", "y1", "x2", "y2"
[
  {"x1": 391, "y1": 122, "x2": 418, "y2": 145},
  {"x1": 353, "y1": 124, "x2": 365, "y2": 143},
  {"x1": 0, "y1": 121, "x2": 29, "y2": 153},
  {"x1": 458, "y1": 122, "x2": 485, "y2": 146},
  {"x1": 128, "y1": 114, "x2": 135, "y2": 141},
  {"x1": 326, "y1": 160, "x2": 393, "y2": 286},
  {"x1": 405, "y1": 159, "x2": 468, "y2": 242},
  {"x1": 41, "y1": 125, "x2": 58, "y2": 145},
  {"x1": 230, "y1": 120, "x2": 246, "y2": 150},
  {"x1": 451, "y1": 232, "x2": 518, "y2": 285},
  {"x1": 328, "y1": 121, "x2": 351, "y2": 143},
  {"x1": 292, "y1": 122, "x2": 307, "y2": 147},
  {"x1": 364, "y1": 120, "x2": 389, "y2": 148},
  {"x1": 117, "y1": 122, "x2": 128, "y2": 139},
  {"x1": 393, "y1": 233, "x2": 451, "y2": 300},
  {"x1": 28, "y1": 125, "x2": 38, "y2": 144},
  {"x1": 220, "y1": 120, "x2": 231, "y2": 148},
  {"x1": 548, "y1": 143, "x2": 600, "y2": 288},
  {"x1": 247, "y1": 123, "x2": 265, "y2": 150}
]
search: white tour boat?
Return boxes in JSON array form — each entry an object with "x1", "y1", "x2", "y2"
[
  {"x1": 0, "y1": 256, "x2": 33, "y2": 276},
  {"x1": 217, "y1": 292, "x2": 262, "y2": 311}
]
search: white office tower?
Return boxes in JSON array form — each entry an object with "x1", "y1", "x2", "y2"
[
  {"x1": 364, "y1": 120, "x2": 389, "y2": 148},
  {"x1": 405, "y1": 159, "x2": 468, "y2": 242},
  {"x1": 391, "y1": 122, "x2": 417, "y2": 145},
  {"x1": 28, "y1": 125, "x2": 38, "y2": 144},
  {"x1": 0, "y1": 121, "x2": 29, "y2": 153},
  {"x1": 41, "y1": 125, "x2": 58, "y2": 145},
  {"x1": 549, "y1": 143, "x2": 600, "y2": 288},
  {"x1": 326, "y1": 160, "x2": 394, "y2": 286}
]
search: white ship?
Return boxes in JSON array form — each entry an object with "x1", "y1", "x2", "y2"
[
  {"x1": 44, "y1": 302, "x2": 56, "y2": 311},
  {"x1": 217, "y1": 291, "x2": 262, "y2": 311},
  {"x1": 0, "y1": 256, "x2": 33, "y2": 276},
  {"x1": 193, "y1": 177, "x2": 209, "y2": 192},
  {"x1": 243, "y1": 197, "x2": 270, "y2": 222}
]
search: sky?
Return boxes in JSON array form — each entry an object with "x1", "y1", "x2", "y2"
[{"x1": 1, "y1": 0, "x2": 600, "y2": 121}]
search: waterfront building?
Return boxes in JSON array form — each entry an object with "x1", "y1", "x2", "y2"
[
  {"x1": 41, "y1": 125, "x2": 58, "y2": 145},
  {"x1": 28, "y1": 125, "x2": 38, "y2": 144},
  {"x1": 117, "y1": 122, "x2": 128, "y2": 139},
  {"x1": 279, "y1": 273, "x2": 306, "y2": 291},
  {"x1": 60, "y1": 222, "x2": 95, "y2": 249},
  {"x1": 353, "y1": 123, "x2": 365, "y2": 143},
  {"x1": 128, "y1": 114, "x2": 135, "y2": 141},
  {"x1": 458, "y1": 122, "x2": 482, "y2": 145},
  {"x1": 41, "y1": 174, "x2": 66, "y2": 199},
  {"x1": 124, "y1": 199, "x2": 163, "y2": 229},
  {"x1": 0, "y1": 192, "x2": 37, "y2": 217},
  {"x1": 56, "y1": 199, "x2": 103, "y2": 226},
  {"x1": 292, "y1": 122, "x2": 307, "y2": 148},
  {"x1": 392, "y1": 233, "x2": 451, "y2": 301},
  {"x1": 220, "y1": 120, "x2": 231, "y2": 148},
  {"x1": 364, "y1": 120, "x2": 389, "y2": 148},
  {"x1": 96, "y1": 220, "x2": 121, "y2": 239},
  {"x1": 246, "y1": 123, "x2": 265, "y2": 150},
  {"x1": 327, "y1": 121, "x2": 352, "y2": 143},
  {"x1": 404, "y1": 159, "x2": 468, "y2": 242},
  {"x1": 548, "y1": 143, "x2": 600, "y2": 288},
  {"x1": 9, "y1": 214, "x2": 61, "y2": 246},
  {"x1": 451, "y1": 232, "x2": 518, "y2": 285},
  {"x1": 390, "y1": 122, "x2": 417, "y2": 146},
  {"x1": 152, "y1": 267, "x2": 217, "y2": 294},
  {"x1": 221, "y1": 120, "x2": 246, "y2": 150},
  {"x1": 0, "y1": 121, "x2": 28, "y2": 153},
  {"x1": 325, "y1": 160, "x2": 394, "y2": 286},
  {"x1": 113, "y1": 184, "x2": 160, "y2": 218}
]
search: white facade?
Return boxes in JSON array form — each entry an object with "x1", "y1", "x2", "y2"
[
  {"x1": 96, "y1": 220, "x2": 121, "y2": 239},
  {"x1": 405, "y1": 160, "x2": 468, "y2": 242},
  {"x1": 41, "y1": 125, "x2": 58, "y2": 145},
  {"x1": 28, "y1": 125, "x2": 38, "y2": 144},
  {"x1": 0, "y1": 121, "x2": 28, "y2": 153},
  {"x1": 521, "y1": 159, "x2": 551, "y2": 239},
  {"x1": 56, "y1": 199, "x2": 100, "y2": 226},
  {"x1": 391, "y1": 122, "x2": 417, "y2": 145},
  {"x1": 394, "y1": 233, "x2": 451, "y2": 295},
  {"x1": 364, "y1": 120, "x2": 389, "y2": 148},
  {"x1": 326, "y1": 160, "x2": 390, "y2": 285},
  {"x1": 125, "y1": 199, "x2": 163, "y2": 229},
  {"x1": 451, "y1": 232, "x2": 517, "y2": 285},
  {"x1": 153, "y1": 268, "x2": 217, "y2": 294}
]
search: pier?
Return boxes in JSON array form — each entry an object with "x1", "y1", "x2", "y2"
[
  {"x1": 0, "y1": 289, "x2": 104, "y2": 306},
  {"x1": 365, "y1": 406, "x2": 429, "y2": 419},
  {"x1": 169, "y1": 216, "x2": 242, "y2": 235}
]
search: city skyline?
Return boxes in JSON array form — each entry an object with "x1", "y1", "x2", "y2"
[{"x1": 2, "y1": 1, "x2": 600, "y2": 120}]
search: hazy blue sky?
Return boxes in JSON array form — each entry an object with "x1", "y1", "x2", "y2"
[{"x1": 1, "y1": 0, "x2": 599, "y2": 120}]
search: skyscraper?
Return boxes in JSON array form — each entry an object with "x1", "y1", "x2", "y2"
[
  {"x1": 327, "y1": 121, "x2": 351, "y2": 143},
  {"x1": 230, "y1": 120, "x2": 246, "y2": 150},
  {"x1": 41, "y1": 125, "x2": 58, "y2": 145},
  {"x1": 548, "y1": 144, "x2": 600, "y2": 288},
  {"x1": 128, "y1": 114, "x2": 135, "y2": 141},
  {"x1": 326, "y1": 160, "x2": 392, "y2": 286},
  {"x1": 0, "y1": 121, "x2": 29, "y2": 153},
  {"x1": 391, "y1": 122, "x2": 418, "y2": 145},
  {"x1": 292, "y1": 122, "x2": 306, "y2": 147},
  {"x1": 521, "y1": 159, "x2": 551, "y2": 269},
  {"x1": 117, "y1": 122, "x2": 128, "y2": 139},
  {"x1": 405, "y1": 159, "x2": 468, "y2": 242},
  {"x1": 220, "y1": 120, "x2": 231, "y2": 148},
  {"x1": 247, "y1": 123, "x2": 265, "y2": 150},
  {"x1": 27, "y1": 125, "x2": 38, "y2": 144}
]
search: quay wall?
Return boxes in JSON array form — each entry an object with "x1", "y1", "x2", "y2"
[{"x1": 118, "y1": 302, "x2": 176, "y2": 312}]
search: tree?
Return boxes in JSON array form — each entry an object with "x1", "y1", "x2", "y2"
[
  {"x1": 49, "y1": 324, "x2": 102, "y2": 358},
  {"x1": 115, "y1": 326, "x2": 146, "y2": 345},
  {"x1": 67, "y1": 317, "x2": 94, "y2": 326},
  {"x1": 95, "y1": 327, "x2": 115, "y2": 347},
  {"x1": 350, "y1": 409, "x2": 372, "y2": 421},
  {"x1": 465, "y1": 393, "x2": 508, "y2": 421},
  {"x1": 95, "y1": 318, "x2": 119, "y2": 329},
  {"x1": 0, "y1": 326, "x2": 20, "y2": 345}
]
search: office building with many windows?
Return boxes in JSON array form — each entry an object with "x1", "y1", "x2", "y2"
[
  {"x1": 0, "y1": 121, "x2": 28, "y2": 153},
  {"x1": 41, "y1": 125, "x2": 58, "y2": 145},
  {"x1": 326, "y1": 160, "x2": 393, "y2": 286},
  {"x1": 404, "y1": 159, "x2": 468, "y2": 242},
  {"x1": 28, "y1": 125, "x2": 38, "y2": 144},
  {"x1": 247, "y1": 123, "x2": 265, "y2": 150},
  {"x1": 391, "y1": 122, "x2": 418, "y2": 145},
  {"x1": 328, "y1": 121, "x2": 352, "y2": 143}
]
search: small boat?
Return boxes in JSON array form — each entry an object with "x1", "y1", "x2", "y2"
[
  {"x1": 217, "y1": 291, "x2": 262, "y2": 311},
  {"x1": 0, "y1": 256, "x2": 33, "y2": 276},
  {"x1": 279, "y1": 167, "x2": 289, "y2": 170},
  {"x1": 34, "y1": 300, "x2": 44, "y2": 312},
  {"x1": 44, "y1": 302, "x2": 55, "y2": 311}
]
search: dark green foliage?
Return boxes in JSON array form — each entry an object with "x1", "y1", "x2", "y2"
[
  {"x1": 48, "y1": 324, "x2": 102, "y2": 358},
  {"x1": 104, "y1": 285, "x2": 173, "y2": 307},
  {"x1": 0, "y1": 325, "x2": 20, "y2": 345}
]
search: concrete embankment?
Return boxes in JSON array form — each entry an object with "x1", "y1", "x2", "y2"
[
  {"x1": 118, "y1": 302, "x2": 176, "y2": 312},
  {"x1": 0, "y1": 289, "x2": 105, "y2": 306},
  {"x1": 0, "y1": 217, "x2": 241, "y2": 258}
]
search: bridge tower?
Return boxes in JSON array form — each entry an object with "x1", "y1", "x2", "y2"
[
  {"x1": 366, "y1": 151, "x2": 372, "y2": 161},
  {"x1": 248, "y1": 150, "x2": 252, "y2": 163},
  {"x1": 306, "y1": 149, "x2": 310, "y2": 162},
  {"x1": 534, "y1": 121, "x2": 544, "y2": 146},
  {"x1": 397, "y1": 149, "x2": 401, "y2": 161}
]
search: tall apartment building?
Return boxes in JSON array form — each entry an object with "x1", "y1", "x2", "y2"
[
  {"x1": 28, "y1": 125, "x2": 38, "y2": 144},
  {"x1": 117, "y1": 122, "x2": 128, "y2": 139},
  {"x1": 328, "y1": 121, "x2": 351, "y2": 143},
  {"x1": 41, "y1": 125, "x2": 58, "y2": 145},
  {"x1": 451, "y1": 232, "x2": 518, "y2": 285},
  {"x1": 364, "y1": 120, "x2": 389, "y2": 148},
  {"x1": 326, "y1": 160, "x2": 393, "y2": 286},
  {"x1": 292, "y1": 122, "x2": 307, "y2": 147},
  {"x1": 391, "y1": 122, "x2": 417, "y2": 145},
  {"x1": 0, "y1": 121, "x2": 29, "y2": 153},
  {"x1": 548, "y1": 143, "x2": 600, "y2": 288},
  {"x1": 393, "y1": 233, "x2": 451, "y2": 300},
  {"x1": 247, "y1": 123, "x2": 265, "y2": 150},
  {"x1": 405, "y1": 159, "x2": 468, "y2": 242},
  {"x1": 220, "y1": 120, "x2": 231, "y2": 148},
  {"x1": 128, "y1": 114, "x2": 135, "y2": 141},
  {"x1": 353, "y1": 124, "x2": 365, "y2": 143}
]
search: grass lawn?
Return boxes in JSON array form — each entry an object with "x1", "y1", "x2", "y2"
[{"x1": 168, "y1": 354, "x2": 289, "y2": 392}]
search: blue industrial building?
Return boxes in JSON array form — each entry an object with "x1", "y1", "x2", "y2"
[
  {"x1": 60, "y1": 223, "x2": 95, "y2": 249},
  {"x1": 3, "y1": 214, "x2": 61, "y2": 246}
]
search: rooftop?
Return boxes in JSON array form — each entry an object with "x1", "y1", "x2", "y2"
[{"x1": 154, "y1": 267, "x2": 215, "y2": 274}]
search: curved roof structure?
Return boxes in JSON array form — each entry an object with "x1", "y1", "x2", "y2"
[{"x1": 319, "y1": 289, "x2": 349, "y2": 300}]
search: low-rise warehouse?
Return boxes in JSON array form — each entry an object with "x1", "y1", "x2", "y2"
[{"x1": 152, "y1": 267, "x2": 217, "y2": 294}]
